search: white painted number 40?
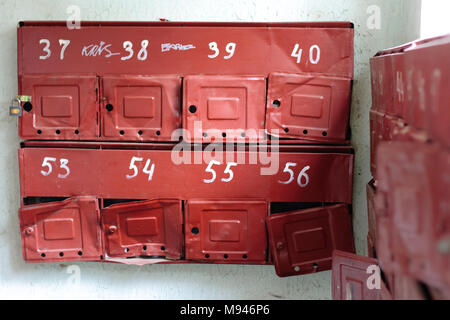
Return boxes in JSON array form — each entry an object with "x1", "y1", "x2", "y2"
[{"x1": 291, "y1": 44, "x2": 320, "y2": 64}]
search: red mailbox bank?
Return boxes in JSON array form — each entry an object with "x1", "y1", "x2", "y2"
[
  {"x1": 16, "y1": 21, "x2": 355, "y2": 276},
  {"x1": 333, "y1": 35, "x2": 450, "y2": 299}
]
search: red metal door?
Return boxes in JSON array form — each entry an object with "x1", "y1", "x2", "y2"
[
  {"x1": 19, "y1": 196, "x2": 103, "y2": 262},
  {"x1": 331, "y1": 250, "x2": 380, "y2": 300},
  {"x1": 101, "y1": 75, "x2": 181, "y2": 141},
  {"x1": 182, "y1": 75, "x2": 266, "y2": 143},
  {"x1": 267, "y1": 204, "x2": 354, "y2": 277},
  {"x1": 19, "y1": 74, "x2": 98, "y2": 140},
  {"x1": 266, "y1": 73, "x2": 351, "y2": 144},
  {"x1": 102, "y1": 199, "x2": 183, "y2": 259},
  {"x1": 185, "y1": 200, "x2": 268, "y2": 263}
]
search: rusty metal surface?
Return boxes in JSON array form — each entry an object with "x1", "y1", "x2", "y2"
[
  {"x1": 266, "y1": 73, "x2": 351, "y2": 144},
  {"x1": 185, "y1": 200, "x2": 268, "y2": 263},
  {"x1": 19, "y1": 144, "x2": 354, "y2": 203},
  {"x1": 267, "y1": 204, "x2": 354, "y2": 277},
  {"x1": 19, "y1": 196, "x2": 103, "y2": 262},
  {"x1": 102, "y1": 199, "x2": 183, "y2": 259}
]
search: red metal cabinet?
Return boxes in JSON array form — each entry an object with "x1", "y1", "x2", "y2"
[
  {"x1": 19, "y1": 197, "x2": 103, "y2": 262},
  {"x1": 266, "y1": 73, "x2": 351, "y2": 144},
  {"x1": 19, "y1": 74, "x2": 98, "y2": 140},
  {"x1": 102, "y1": 199, "x2": 183, "y2": 259},
  {"x1": 182, "y1": 75, "x2": 266, "y2": 143},
  {"x1": 331, "y1": 250, "x2": 380, "y2": 300},
  {"x1": 267, "y1": 204, "x2": 354, "y2": 277},
  {"x1": 376, "y1": 142, "x2": 449, "y2": 288},
  {"x1": 101, "y1": 75, "x2": 181, "y2": 141},
  {"x1": 184, "y1": 200, "x2": 268, "y2": 263}
]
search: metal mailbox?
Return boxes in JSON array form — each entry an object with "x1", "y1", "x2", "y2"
[
  {"x1": 17, "y1": 21, "x2": 354, "y2": 143},
  {"x1": 267, "y1": 204, "x2": 354, "y2": 277},
  {"x1": 101, "y1": 75, "x2": 181, "y2": 141},
  {"x1": 376, "y1": 141, "x2": 450, "y2": 288},
  {"x1": 370, "y1": 34, "x2": 450, "y2": 148},
  {"x1": 265, "y1": 73, "x2": 351, "y2": 144},
  {"x1": 19, "y1": 74, "x2": 98, "y2": 140},
  {"x1": 102, "y1": 199, "x2": 183, "y2": 259},
  {"x1": 19, "y1": 196, "x2": 103, "y2": 262},
  {"x1": 182, "y1": 75, "x2": 266, "y2": 143},
  {"x1": 185, "y1": 200, "x2": 268, "y2": 263},
  {"x1": 331, "y1": 250, "x2": 380, "y2": 300}
]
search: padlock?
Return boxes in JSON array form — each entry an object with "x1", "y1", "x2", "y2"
[{"x1": 9, "y1": 98, "x2": 22, "y2": 116}]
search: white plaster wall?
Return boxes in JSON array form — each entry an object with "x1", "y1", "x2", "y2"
[{"x1": 0, "y1": 0, "x2": 421, "y2": 299}]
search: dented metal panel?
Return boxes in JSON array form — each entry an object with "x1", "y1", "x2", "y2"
[
  {"x1": 267, "y1": 204, "x2": 354, "y2": 277},
  {"x1": 19, "y1": 74, "x2": 98, "y2": 140},
  {"x1": 19, "y1": 144, "x2": 354, "y2": 203},
  {"x1": 18, "y1": 22, "x2": 354, "y2": 77},
  {"x1": 102, "y1": 199, "x2": 183, "y2": 259},
  {"x1": 19, "y1": 197, "x2": 103, "y2": 262},
  {"x1": 185, "y1": 200, "x2": 268, "y2": 263},
  {"x1": 376, "y1": 141, "x2": 450, "y2": 288},
  {"x1": 101, "y1": 75, "x2": 181, "y2": 141},
  {"x1": 182, "y1": 75, "x2": 266, "y2": 143},
  {"x1": 266, "y1": 73, "x2": 351, "y2": 144},
  {"x1": 331, "y1": 250, "x2": 379, "y2": 300},
  {"x1": 370, "y1": 34, "x2": 450, "y2": 148}
]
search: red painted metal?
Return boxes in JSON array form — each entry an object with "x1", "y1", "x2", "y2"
[
  {"x1": 18, "y1": 22, "x2": 353, "y2": 77},
  {"x1": 19, "y1": 143, "x2": 354, "y2": 203},
  {"x1": 267, "y1": 204, "x2": 354, "y2": 277},
  {"x1": 370, "y1": 34, "x2": 450, "y2": 148},
  {"x1": 266, "y1": 73, "x2": 351, "y2": 144},
  {"x1": 102, "y1": 199, "x2": 183, "y2": 259},
  {"x1": 101, "y1": 75, "x2": 181, "y2": 141},
  {"x1": 185, "y1": 200, "x2": 268, "y2": 263},
  {"x1": 17, "y1": 22, "x2": 354, "y2": 143},
  {"x1": 19, "y1": 74, "x2": 98, "y2": 140},
  {"x1": 19, "y1": 196, "x2": 103, "y2": 262},
  {"x1": 182, "y1": 76, "x2": 266, "y2": 143},
  {"x1": 331, "y1": 250, "x2": 379, "y2": 300},
  {"x1": 376, "y1": 141, "x2": 450, "y2": 288}
]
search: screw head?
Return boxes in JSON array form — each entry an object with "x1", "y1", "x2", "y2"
[
  {"x1": 24, "y1": 227, "x2": 33, "y2": 236},
  {"x1": 108, "y1": 225, "x2": 118, "y2": 234},
  {"x1": 276, "y1": 242, "x2": 284, "y2": 250}
]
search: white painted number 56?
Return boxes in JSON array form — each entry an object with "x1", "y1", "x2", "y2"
[{"x1": 278, "y1": 162, "x2": 310, "y2": 187}]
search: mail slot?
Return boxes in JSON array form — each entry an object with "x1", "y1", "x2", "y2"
[
  {"x1": 183, "y1": 75, "x2": 266, "y2": 143},
  {"x1": 267, "y1": 204, "x2": 354, "y2": 277},
  {"x1": 19, "y1": 74, "x2": 98, "y2": 140},
  {"x1": 101, "y1": 75, "x2": 181, "y2": 141},
  {"x1": 266, "y1": 73, "x2": 351, "y2": 144},
  {"x1": 102, "y1": 199, "x2": 183, "y2": 259},
  {"x1": 185, "y1": 200, "x2": 268, "y2": 263},
  {"x1": 18, "y1": 196, "x2": 103, "y2": 262},
  {"x1": 331, "y1": 250, "x2": 380, "y2": 300}
]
